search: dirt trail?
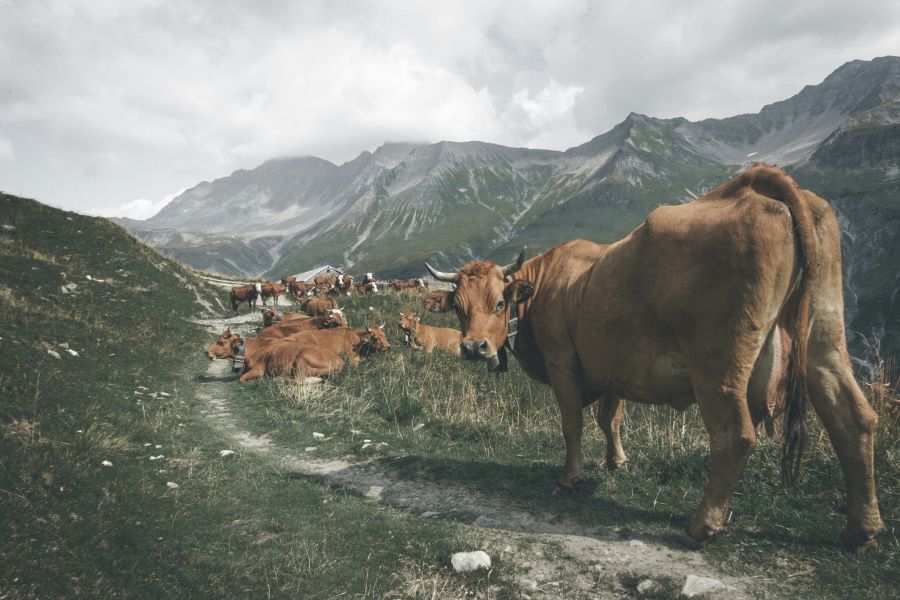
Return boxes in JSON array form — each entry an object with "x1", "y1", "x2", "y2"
[{"x1": 195, "y1": 311, "x2": 753, "y2": 599}]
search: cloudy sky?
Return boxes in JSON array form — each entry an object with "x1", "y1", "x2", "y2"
[{"x1": 1, "y1": 0, "x2": 898, "y2": 219}]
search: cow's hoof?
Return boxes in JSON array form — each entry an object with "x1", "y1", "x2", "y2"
[
  {"x1": 677, "y1": 531, "x2": 703, "y2": 551},
  {"x1": 552, "y1": 484, "x2": 573, "y2": 497},
  {"x1": 841, "y1": 527, "x2": 882, "y2": 555}
]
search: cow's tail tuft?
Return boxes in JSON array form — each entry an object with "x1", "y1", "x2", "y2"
[{"x1": 741, "y1": 166, "x2": 819, "y2": 486}]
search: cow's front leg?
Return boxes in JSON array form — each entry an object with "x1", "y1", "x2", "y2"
[{"x1": 548, "y1": 365, "x2": 586, "y2": 494}]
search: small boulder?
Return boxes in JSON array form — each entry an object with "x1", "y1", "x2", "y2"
[
  {"x1": 681, "y1": 575, "x2": 725, "y2": 597},
  {"x1": 450, "y1": 550, "x2": 491, "y2": 573},
  {"x1": 517, "y1": 578, "x2": 538, "y2": 591},
  {"x1": 637, "y1": 579, "x2": 654, "y2": 594}
]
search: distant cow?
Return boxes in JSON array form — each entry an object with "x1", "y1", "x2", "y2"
[
  {"x1": 281, "y1": 275, "x2": 297, "y2": 288},
  {"x1": 230, "y1": 283, "x2": 261, "y2": 315},
  {"x1": 290, "y1": 280, "x2": 311, "y2": 300},
  {"x1": 260, "y1": 282, "x2": 286, "y2": 307},
  {"x1": 424, "y1": 290, "x2": 454, "y2": 312},
  {"x1": 398, "y1": 312, "x2": 462, "y2": 355},
  {"x1": 335, "y1": 274, "x2": 354, "y2": 296},
  {"x1": 390, "y1": 278, "x2": 425, "y2": 292},
  {"x1": 354, "y1": 281, "x2": 378, "y2": 295}
]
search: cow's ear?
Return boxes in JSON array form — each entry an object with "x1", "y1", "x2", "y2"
[{"x1": 504, "y1": 280, "x2": 534, "y2": 304}]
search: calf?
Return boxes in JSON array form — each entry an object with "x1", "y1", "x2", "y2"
[{"x1": 398, "y1": 312, "x2": 462, "y2": 355}]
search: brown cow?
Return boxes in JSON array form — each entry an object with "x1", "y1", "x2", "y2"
[
  {"x1": 260, "y1": 312, "x2": 347, "y2": 338},
  {"x1": 230, "y1": 283, "x2": 261, "y2": 315},
  {"x1": 260, "y1": 282, "x2": 286, "y2": 307},
  {"x1": 398, "y1": 312, "x2": 462, "y2": 355},
  {"x1": 304, "y1": 296, "x2": 338, "y2": 316},
  {"x1": 281, "y1": 275, "x2": 297, "y2": 288},
  {"x1": 290, "y1": 280, "x2": 311, "y2": 300},
  {"x1": 425, "y1": 165, "x2": 884, "y2": 553},
  {"x1": 424, "y1": 290, "x2": 454, "y2": 312},
  {"x1": 335, "y1": 274, "x2": 354, "y2": 296},
  {"x1": 207, "y1": 328, "x2": 240, "y2": 359},
  {"x1": 231, "y1": 325, "x2": 390, "y2": 382},
  {"x1": 390, "y1": 278, "x2": 425, "y2": 292},
  {"x1": 354, "y1": 281, "x2": 379, "y2": 295},
  {"x1": 261, "y1": 309, "x2": 311, "y2": 328}
]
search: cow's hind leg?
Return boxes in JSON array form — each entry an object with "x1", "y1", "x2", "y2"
[
  {"x1": 595, "y1": 395, "x2": 627, "y2": 470},
  {"x1": 807, "y1": 351, "x2": 884, "y2": 553}
]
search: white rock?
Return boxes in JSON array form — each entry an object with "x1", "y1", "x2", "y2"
[
  {"x1": 637, "y1": 579, "x2": 654, "y2": 594},
  {"x1": 362, "y1": 439, "x2": 372, "y2": 443},
  {"x1": 304, "y1": 447, "x2": 317, "y2": 452},
  {"x1": 420, "y1": 511, "x2": 440, "y2": 518},
  {"x1": 450, "y1": 551, "x2": 491, "y2": 573},
  {"x1": 166, "y1": 482, "x2": 179, "y2": 489},
  {"x1": 149, "y1": 455, "x2": 164, "y2": 461},
  {"x1": 66, "y1": 349, "x2": 79, "y2": 357},
  {"x1": 474, "y1": 515, "x2": 500, "y2": 527},
  {"x1": 413, "y1": 423, "x2": 425, "y2": 430},
  {"x1": 155, "y1": 444, "x2": 162, "y2": 449},
  {"x1": 312, "y1": 432, "x2": 325, "y2": 440},
  {"x1": 629, "y1": 539, "x2": 647, "y2": 548},
  {"x1": 47, "y1": 349, "x2": 61, "y2": 359},
  {"x1": 159, "y1": 392, "x2": 171, "y2": 397},
  {"x1": 517, "y1": 578, "x2": 538, "y2": 591},
  {"x1": 361, "y1": 442, "x2": 373, "y2": 450},
  {"x1": 101, "y1": 460, "x2": 113, "y2": 467},
  {"x1": 681, "y1": 575, "x2": 726, "y2": 598},
  {"x1": 350, "y1": 429, "x2": 362, "y2": 435},
  {"x1": 375, "y1": 442, "x2": 388, "y2": 449},
  {"x1": 219, "y1": 450, "x2": 236, "y2": 457},
  {"x1": 589, "y1": 564, "x2": 603, "y2": 573}
]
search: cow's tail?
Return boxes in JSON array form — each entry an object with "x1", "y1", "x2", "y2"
[{"x1": 736, "y1": 165, "x2": 819, "y2": 485}]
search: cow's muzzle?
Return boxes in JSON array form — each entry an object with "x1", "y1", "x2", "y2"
[{"x1": 461, "y1": 339, "x2": 490, "y2": 360}]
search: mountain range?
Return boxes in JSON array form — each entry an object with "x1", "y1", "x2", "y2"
[{"x1": 118, "y1": 56, "x2": 900, "y2": 365}]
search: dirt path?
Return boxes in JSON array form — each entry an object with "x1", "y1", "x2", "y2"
[{"x1": 194, "y1": 314, "x2": 753, "y2": 599}]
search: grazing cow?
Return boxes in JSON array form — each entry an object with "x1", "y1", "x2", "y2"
[
  {"x1": 260, "y1": 282, "x2": 286, "y2": 307},
  {"x1": 425, "y1": 165, "x2": 884, "y2": 553},
  {"x1": 289, "y1": 280, "x2": 311, "y2": 300},
  {"x1": 355, "y1": 281, "x2": 378, "y2": 295},
  {"x1": 281, "y1": 275, "x2": 297, "y2": 288},
  {"x1": 230, "y1": 283, "x2": 261, "y2": 315},
  {"x1": 424, "y1": 290, "x2": 454, "y2": 312},
  {"x1": 398, "y1": 312, "x2": 462, "y2": 355},
  {"x1": 304, "y1": 296, "x2": 339, "y2": 316},
  {"x1": 335, "y1": 274, "x2": 354, "y2": 296},
  {"x1": 231, "y1": 325, "x2": 390, "y2": 382},
  {"x1": 390, "y1": 278, "x2": 425, "y2": 292}
]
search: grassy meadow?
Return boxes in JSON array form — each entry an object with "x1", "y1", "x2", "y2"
[{"x1": 1, "y1": 191, "x2": 897, "y2": 598}]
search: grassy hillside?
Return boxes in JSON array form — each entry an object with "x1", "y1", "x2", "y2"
[{"x1": 0, "y1": 195, "x2": 489, "y2": 598}]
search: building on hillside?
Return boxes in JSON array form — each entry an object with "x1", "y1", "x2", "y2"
[{"x1": 292, "y1": 265, "x2": 345, "y2": 284}]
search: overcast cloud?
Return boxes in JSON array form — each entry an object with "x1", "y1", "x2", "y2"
[{"x1": 1, "y1": 0, "x2": 898, "y2": 219}]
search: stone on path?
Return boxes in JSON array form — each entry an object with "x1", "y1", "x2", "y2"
[
  {"x1": 450, "y1": 550, "x2": 491, "y2": 572},
  {"x1": 681, "y1": 574, "x2": 726, "y2": 597}
]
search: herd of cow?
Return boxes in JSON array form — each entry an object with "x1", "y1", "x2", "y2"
[
  {"x1": 212, "y1": 274, "x2": 458, "y2": 384},
  {"x1": 206, "y1": 166, "x2": 885, "y2": 554},
  {"x1": 228, "y1": 272, "x2": 427, "y2": 315}
]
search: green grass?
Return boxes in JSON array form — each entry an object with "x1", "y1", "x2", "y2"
[
  {"x1": 223, "y1": 289, "x2": 899, "y2": 600},
  {"x1": 0, "y1": 195, "x2": 506, "y2": 598}
]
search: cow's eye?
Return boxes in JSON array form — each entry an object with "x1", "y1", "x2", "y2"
[{"x1": 496, "y1": 300, "x2": 505, "y2": 312}]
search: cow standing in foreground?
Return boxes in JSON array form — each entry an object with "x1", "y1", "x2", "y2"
[
  {"x1": 230, "y1": 283, "x2": 261, "y2": 315},
  {"x1": 426, "y1": 165, "x2": 884, "y2": 553},
  {"x1": 398, "y1": 312, "x2": 462, "y2": 355}
]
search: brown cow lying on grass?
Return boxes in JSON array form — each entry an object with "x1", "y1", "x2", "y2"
[
  {"x1": 206, "y1": 325, "x2": 390, "y2": 383},
  {"x1": 398, "y1": 312, "x2": 461, "y2": 355},
  {"x1": 300, "y1": 295, "x2": 339, "y2": 316},
  {"x1": 259, "y1": 312, "x2": 347, "y2": 338},
  {"x1": 424, "y1": 290, "x2": 453, "y2": 312},
  {"x1": 261, "y1": 308, "x2": 346, "y2": 328}
]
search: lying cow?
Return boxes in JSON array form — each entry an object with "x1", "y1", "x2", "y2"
[
  {"x1": 230, "y1": 283, "x2": 261, "y2": 315},
  {"x1": 424, "y1": 290, "x2": 454, "y2": 312},
  {"x1": 425, "y1": 165, "x2": 884, "y2": 553},
  {"x1": 398, "y1": 312, "x2": 462, "y2": 355},
  {"x1": 261, "y1": 309, "x2": 310, "y2": 328},
  {"x1": 302, "y1": 295, "x2": 339, "y2": 316},
  {"x1": 231, "y1": 325, "x2": 390, "y2": 383},
  {"x1": 260, "y1": 311, "x2": 347, "y2": 337}
]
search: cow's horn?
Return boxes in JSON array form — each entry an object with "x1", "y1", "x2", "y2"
[
  {"x1": 501, "y1": 247, "x2": 527, "y2": 276},
  {"x1": 424, "y1": 262, "x2": 458, "y2": 283}
]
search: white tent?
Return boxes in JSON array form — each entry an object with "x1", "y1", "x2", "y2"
[{"x1": 292, "y1": 265, "x2": 345, "y2": 284}]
